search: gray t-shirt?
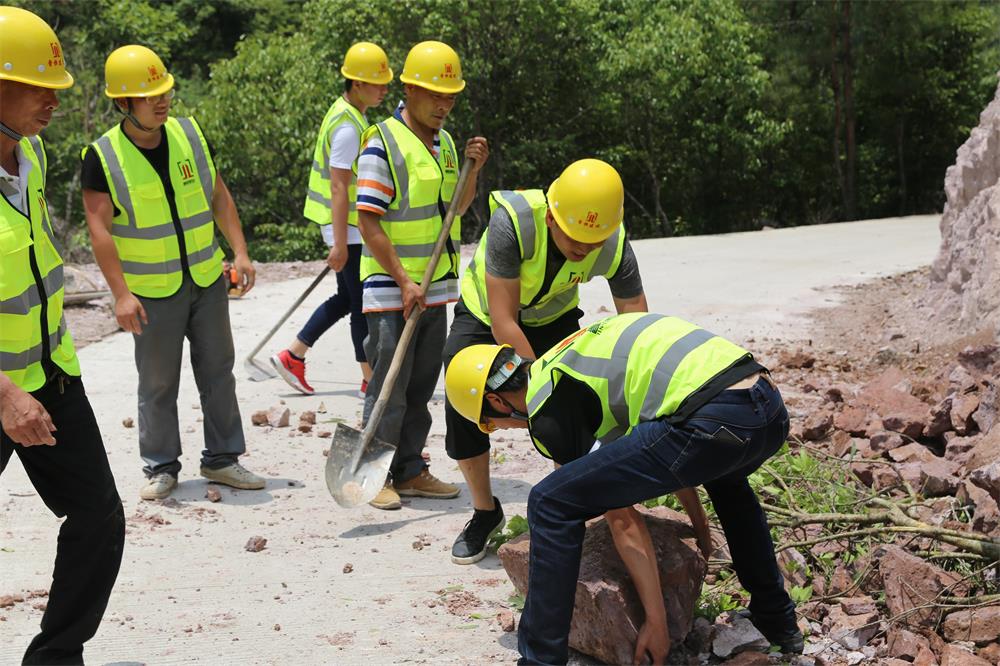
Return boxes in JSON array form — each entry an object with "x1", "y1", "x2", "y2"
[{"x1": 483, "y1": 207, "x2": 644, "y2": 299}]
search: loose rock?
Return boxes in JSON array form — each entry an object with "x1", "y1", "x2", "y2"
[{"x1": 244, "y1": 536, "x2": 267, "y2": 553}]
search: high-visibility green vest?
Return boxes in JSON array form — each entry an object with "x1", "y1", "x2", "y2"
[
  {"x1": 358, "y1": 116, "x2": 460, "y2": 289},
  {"x1": 461, "y1": 189, "x2": 625, "y2": 327},
  {"x1": 0, "y1": 136, "x2": 80, "y2": 392},
  {"x1": 526, "y1": 313, "x2": 752, "y2": 456},
  {"x1": 85, "y1": 116, "x2": 222, "y2": 298},
  {"x1": 302, "y1": 96, "x2": 366, "y2": 227}
]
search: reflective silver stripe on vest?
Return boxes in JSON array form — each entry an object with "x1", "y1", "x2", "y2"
[
  {"x1": 466, "y1": 253, "x2": 490, "y2": 316},
  {"x1": 175, "y1": 117, "x2": 215, "y2": 203},
  {"x1": 522, "y1": 288, "x2": 578, "y2": 324},
  {"x1": 362, "y1": 277, "x2": 458, "y2": 312},
  {"x1": 0, "y1": 265, "x2": 63, "y2": 316},
  {"x1": 120, "y1": 241, "x2": 219, "y2": 276},
  {"x1": 591, "y1": 227, "x2": 621, "y2": 277},
  {"x1": 26, "y1": 136, "x2": 46, "y2": 187},
  {"x1": 636, "y1": 328, "x2": 717, "y2": 424},
  {"x1": 495, "y1": 190, "x2": 536, "y2": 261},
  {"x1": 93, "y1": 136, "x2": 138, "y2": 229},
  {"x1": 530, "y1": 314, "x2": 690, "y2": 441},
  {"x1": 306, "y1": 188, "x2": 357, "y2": 212},
  {"x1": 110, "y1": 209, "x2": 215, "y2": 241},
  {"x1": 0, "y1": 321, "x2": 66, "y2": 371},
  {"x1": 361, "y1": 241, "x2": 437, "y2": 259}
]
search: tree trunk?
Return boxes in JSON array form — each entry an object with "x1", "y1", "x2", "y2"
[
  {"x1": 897, "y1": 119, "x2": 907, "y2": 216},
  {"x1": 830, "y1": 5, "x2": 845, "y2": 216},
  {"x1": 842, "y1": 0, "x2": 857, "y2": 220}
]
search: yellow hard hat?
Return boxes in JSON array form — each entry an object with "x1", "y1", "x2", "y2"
[
  {"x1": 445, "y1": 344, "x2": 512, "y2": 434},
  {"x1": 399, "y1": 40, "x2": 465, "y2": 94},
  {"x1": 0, "y1": 6, "x2": 73, "y2": 89},
  {"x1": 104, "y1": 45, "x2": 174, "y2": 98},
  {"x1": 341, "y1": 42, "x2": 392, "y2": 85},
  {"x1": 546, "y1": 159, "x2": 625, "y2": 244}
]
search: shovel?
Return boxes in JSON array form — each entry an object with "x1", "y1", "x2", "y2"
[
  {"x1": 243, "y1": 266, "x2": 331, "y2": 381},
  {"x1": 326, "y1": 156, "x2": 476, "y2": 507}
]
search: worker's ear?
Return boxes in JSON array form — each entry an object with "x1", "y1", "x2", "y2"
[{"x1": 484, "y1": 392, "x2": 506, "y2": 414}]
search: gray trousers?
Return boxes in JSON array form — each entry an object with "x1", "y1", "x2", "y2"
[
  {"x1": 362, "y1": 306, "x2": 446, "y2": 483},
  {"x1": 134, "y1": 275, "x2": 245, "y2": 477}
]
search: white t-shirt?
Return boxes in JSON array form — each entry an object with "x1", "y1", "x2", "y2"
[
  {"x1": 0, "y1": 143, "x2": 32, "y2": 214},
  {"x1": 326, "y1": 119, "x2": 363, "y2": 245}
]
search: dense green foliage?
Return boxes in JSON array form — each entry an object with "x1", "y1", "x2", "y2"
[{"x1": 17, "y1": 0, "x2": 1000, "y2": 260}]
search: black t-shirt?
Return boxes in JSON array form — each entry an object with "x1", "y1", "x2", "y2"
[{"x1": 528, "y1": 374, "x2": 602, "y2": 465}]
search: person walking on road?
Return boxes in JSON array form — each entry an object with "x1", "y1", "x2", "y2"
[
  {"x1": 446, "y1": 313, "x2": 803, "y2": 664},
  {"x1": 355, "y1": 40, "x2": 489, "y2": 510},
  {"x1": 271, "y1": 42, "x2": 392, "y2": 397},
  {"x1": 81, "y1": 45, "x2": 264, "y2": 501},
  {"x1": 443, "y1": 158, "x2": 650, "y2": 564},
  {"x1": 0, "y1": 7, "x2": 125, "y2": 663}
]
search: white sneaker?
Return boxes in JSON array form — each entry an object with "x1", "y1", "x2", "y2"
[
  {"x1": 140, "y1": 473, "x2": 177, "y2": 501},
  {"x1": 200, "y1": 462, "x2": 265, "y2": 490}
]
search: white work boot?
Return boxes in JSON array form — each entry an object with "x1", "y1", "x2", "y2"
[
  {"x1": 140, "y1": 473, "x2": 178, "y2": 501},
  {"x1": 200, "y1": 462, "x2": 266, "y2": 490}
]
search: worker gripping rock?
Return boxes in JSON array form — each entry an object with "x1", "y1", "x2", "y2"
[
  {"x1": 0, "y1": 7, "x2": 125, "y2": 663},
  {"x1": 81, "y1": 45, "x2": 264, "y2": 501},
  {"x1": 446, "y1": 313, "x2": 804, "y2": 664},
  {"x1": 443, "y1": 158, "x2": 649, "y2": 564},
  {"x1": 271, "y1": 42, "x2": 392, "y2": 396},
  {"x1": 355, "y1": 41, "x2": 489, "y2": 510}
]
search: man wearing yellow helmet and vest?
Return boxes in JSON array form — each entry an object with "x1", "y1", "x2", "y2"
[
  {"x1": 0, "y1": 7, "x2": 125, "y2": 663},
  {"x1": 271, "y1": 42, "x2": 391, "y2": 396},
  {"x1": 443, "y1": 158, "x2": 650, "y2": 564},
  {"x1": 81, "y1": 45, "x2": 265, "y2": 500},
  {"x1": 355, "y1": 40, "x2": 489, "y2": 509},
  {"x1": 446, "y1": 314, "x2": 803, "y2": 664}
]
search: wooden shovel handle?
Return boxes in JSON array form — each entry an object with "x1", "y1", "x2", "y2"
[{"x1": 356, "y1": 156, "x2": 477, "y2": 460}]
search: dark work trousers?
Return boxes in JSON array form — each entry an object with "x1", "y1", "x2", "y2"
[
  {"x1": 442, "y1": 301, "x2": 583, "y2": 460},
  {"x1": 1, "y1": 374, "x2": 125, "y2": 665},
  {"x1": 362, "y1": 305, "x2": 447, "y2": 483},
  {"x1": 296, "y1": 243, "x2": 367, "y2": 363},
  {"x1": 517, "y1": 378, "x2": 797, "y2": 665},
  {"x1": 134, "y1": 275, "x2": 245, "y2": 477}
]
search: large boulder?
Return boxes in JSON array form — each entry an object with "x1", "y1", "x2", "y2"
[
  {"x1": 879, "y1": 546, "x2": 966, "y2": 630},
  {"x1": 498, "y1": 506, "x2": 706, "y2": 665},
  {"x1": 926, "y1": 73, "x2": 1000, "y2": 330}
]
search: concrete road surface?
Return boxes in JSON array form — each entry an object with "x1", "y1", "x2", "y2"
[{"x1": 0, "y1": 215, "x2": 939, "y2": 664}]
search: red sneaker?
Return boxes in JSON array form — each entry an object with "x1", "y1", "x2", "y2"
[
  {"x1": 270, "y1": 350, "x2": 314, "y2": 395},
  {"x1": 358, "y1": 379, "x2": 368, "y2": 399}
]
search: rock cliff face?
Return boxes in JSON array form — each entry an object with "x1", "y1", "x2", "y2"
[{"x1": 927, "y1": 74, "x2": 1000, "y2": 330}]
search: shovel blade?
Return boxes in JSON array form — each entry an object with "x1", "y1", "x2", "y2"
[
  {"x1": 325, "y1": 423, "x2": 396, "y2": 507},
  {"x1": 244, "y1": 356, "x2": 276, "y2": 382}
]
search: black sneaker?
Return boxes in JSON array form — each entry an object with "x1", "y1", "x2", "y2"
[
  {"x1": 451, "y1": 497, "x2": 505, "y2": 565},
  {"x1": 736, "y1": 609, "x2": 804, "y2": 654}
]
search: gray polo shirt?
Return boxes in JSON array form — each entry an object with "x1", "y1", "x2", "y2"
[{"x1": 483, "y1": 207, "x2": 644, "y2": 299}]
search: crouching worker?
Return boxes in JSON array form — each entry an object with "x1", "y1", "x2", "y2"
[{"x1": 445, "y1": 313, "x2": 802, "y2": 665}]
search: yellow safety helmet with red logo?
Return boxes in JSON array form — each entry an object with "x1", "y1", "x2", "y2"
[
  {"x1": 104, "y1": 45, "x2": 173, "y2": 98},
  {"x1": 546, "y1": 159, "x2": 625, "y2": 244},
  {"x1": 399, "y1": 40, "x2": 465, "y2": 94},
  {"x1": 0, "y1": 6, "x2": 73, "y2": 89},
  {"x1": 445, "y1": 344, "x2": 519, "y2": 434},
  {"x1": 341, "y1": 42, "x2": 393, "y2": 85}
]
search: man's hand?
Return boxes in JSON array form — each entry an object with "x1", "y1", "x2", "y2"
[
  {"x1": 0, "y1": 384, "x2": 56, "y2": 446},
  {"x1": 634, "y1": 618, "x2": 671, "y2": 665},
  {"x1": 400, "y1": 278, "x2": 425, "y2": 320},
  {"x1": 115, "y1": 292, "x2": 148, "y2": 335},
  {"x1": 234, "y1": 252, "x2": 256, "y2": 295},
  {"x1": 326, "y1": 242, "x2": 348, "y2": 272},
  {"x1": 465, "y1": 136, "x2": 489, "y2": 171}
]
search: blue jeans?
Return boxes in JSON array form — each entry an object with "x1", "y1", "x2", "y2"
[
  {"x1": 517, "y1": 377, "x2": 796, "y2": 665},
  {"x1": 297, "y1": 243, "x2": 367, "y2": 362}
]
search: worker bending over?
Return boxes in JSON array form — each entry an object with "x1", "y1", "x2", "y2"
[{"x1": 447, "y1": 313, "x2": 803, "y2": 664}]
